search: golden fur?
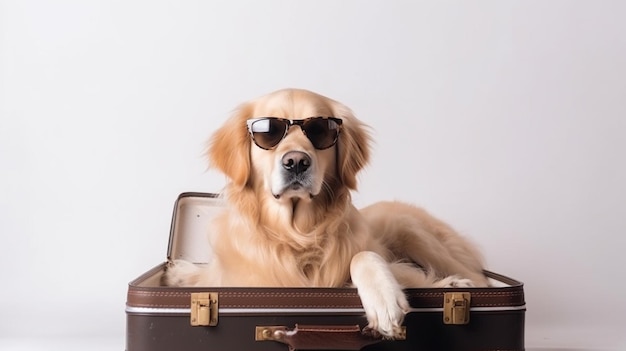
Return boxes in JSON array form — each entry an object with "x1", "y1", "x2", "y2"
[{"x1": 163, "y1": 88, "x2": 488, "y2": 338}]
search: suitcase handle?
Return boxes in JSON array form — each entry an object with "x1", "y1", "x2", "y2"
[{"x1": 255, "y1": 324, "x2": 405, "y2": 350}]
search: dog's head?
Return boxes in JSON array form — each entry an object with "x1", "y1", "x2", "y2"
[{"x1": 208, "y1": 89, "x2": 371, "y2": 206}]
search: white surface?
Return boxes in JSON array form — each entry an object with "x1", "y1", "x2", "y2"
[
  {"x1": 1, "y1": 1, "x2": 625, "y2": 350},
  {"x1": 0, "y1": 338, "x2": 121, "y2": 351},
  {"x1": 0, "y1": 338, "x2": 614, "y2": 351}
]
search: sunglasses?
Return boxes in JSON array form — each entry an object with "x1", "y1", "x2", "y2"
[{"x1": 246, "y1": 117, "x2": 343, "y2": 150}]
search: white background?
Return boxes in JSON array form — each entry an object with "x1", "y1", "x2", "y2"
[{"x1": 1, "y1": 1, "x2": 625, "y2": 350}]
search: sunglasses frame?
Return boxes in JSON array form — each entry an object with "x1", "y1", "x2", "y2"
[{"x1": 246, "y1": 117, "x2": 343, "y2": 150}]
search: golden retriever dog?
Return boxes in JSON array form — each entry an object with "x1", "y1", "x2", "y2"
[{"x1": 163, "y1": 88, "x2": 488, "y2": 339}]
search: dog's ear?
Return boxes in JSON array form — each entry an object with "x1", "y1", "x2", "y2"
[
  {"x1": 207, "y1": 103, "x2": 252, "y2": 188},
  {"x1": 335, "y1": 106, "x2": 372, "y2": 190}
]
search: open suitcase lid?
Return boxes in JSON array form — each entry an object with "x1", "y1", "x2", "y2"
[{"x1": 166, "y1": 192, "x2": 225, "y2": 263}]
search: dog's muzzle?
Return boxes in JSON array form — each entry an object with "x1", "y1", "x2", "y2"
[{"x1": 273, "y1": 151, "x2": 315, "y2": 199}]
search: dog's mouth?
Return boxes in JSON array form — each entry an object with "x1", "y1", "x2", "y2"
[{"x1": 273, "y1": 181, "x2": 316, "y2": 200}]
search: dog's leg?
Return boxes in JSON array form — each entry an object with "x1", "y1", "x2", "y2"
[
  {"x1": 161, "y1": 259, "x2": 212, "y2": 287},
  {"x1": 350, "y1": 251, "x2": 409, "y2": 339},
  {"x1": 362, "y1": 202, "x2": 489, "y2": 287},
  {"x1": 398, "y1": 224, "x2": 489, "y2": 287},
  {"x1": 433, "y1": 275, "x2": 477, "y2": 288}
]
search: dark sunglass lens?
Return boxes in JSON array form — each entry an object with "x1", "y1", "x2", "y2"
[
  {"x1": 251, "y1": 119, "x2": 287, "y2": 149},
  {"x1": 303, "y1": 118, "x2": 340, "y2": 149}
]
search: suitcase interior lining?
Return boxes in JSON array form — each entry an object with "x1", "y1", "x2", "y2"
[{"x1": 167, "y1": 194, "x2": 223, "y2": 264}]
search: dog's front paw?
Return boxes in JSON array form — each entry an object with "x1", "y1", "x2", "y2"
[
  {"x1": 350, "y1": 252, "x2": 409, "y2": 340},
  {"x1": 359, "y1": 283, "x2": 409, "y2": 340},
  {"x1": 161, "y1": 259, "x2": 203, "y2": 286},
  {"x1": 436, "y1": 275, "x2": 476, "y2": 288}
]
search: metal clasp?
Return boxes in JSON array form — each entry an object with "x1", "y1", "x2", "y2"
[
  {"x1": 190, "y1": 292, "x2": 218, "y2": 326},
  {"x1": 255, "y1": 326, "x2": 288, "y2": 341},
  {"x1": 443, "y1": 292, "x2": 470, "y2": 325}
]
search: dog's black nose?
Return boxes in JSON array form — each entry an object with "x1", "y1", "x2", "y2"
[{"x1": 282, "y1": 151, "x2": 311, "y2": 174}]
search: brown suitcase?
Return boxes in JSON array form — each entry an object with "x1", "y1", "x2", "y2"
[{"x1": 126, "y1": 192, "x2": 526, "y2": 351}]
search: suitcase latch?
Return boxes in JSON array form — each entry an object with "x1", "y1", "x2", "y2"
[
  {"x1": 443, "y1": 292, "x2": 470, "y2": 325},
  {"x1": 190, "y1": 292, "x2": 218, "y2": 326}
]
